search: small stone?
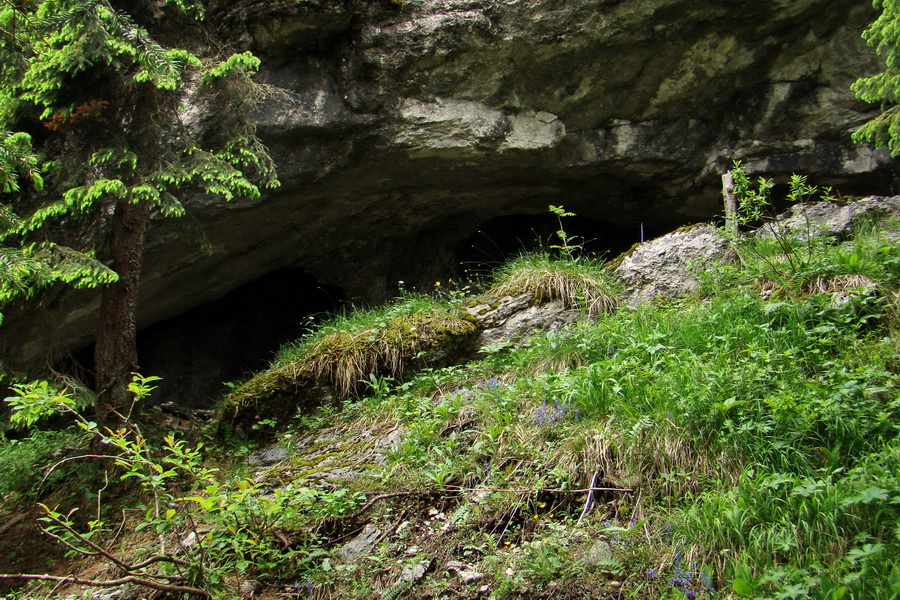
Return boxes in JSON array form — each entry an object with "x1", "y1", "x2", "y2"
[
  {"x1": 459, "y1": 570, "x2": 485, "y2": 584},
  {"x1": 396, "y1": 520, "x2": 412, "y2": 535},
  {"x1": 579, "y1": 540, "x2": 612, "y2": 566},
  {"x1": 478, "y1": 584, "x2": 490, "y2": 595},
  {"x1": 427, "y1": 508, "x2": 440, "y2": 517},
  {"x1": 445, "y1": 560, "x2": 466, "y2": 573},
  {"x1": 609, "y1": 580, "x2": 622, "y2": 588},
  {"x1": 90, "y1": 588, "x2": 124, "y2": 600},
  {"x1": 247, "y1": 445, "x2": 289, "y2": 466},
  {"x1": 534, "y1": 110, "x2": 558, "y2": 123},
  {"x1": 400, "y1": 559, "x2": 431, "y2": 582},
  {"x1": 336, "y1": 523, "x2": 381, "y2": 563},
  {"x1": 239, "y1": 579, "x2": 261, "y2": 597}
]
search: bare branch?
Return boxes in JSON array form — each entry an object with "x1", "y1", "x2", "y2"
[
  {"x1": 342, "y1": 492, "x2": 431, "y2": 522},
  {"x1": 0, "y1": 573, "x2": 210, "y2": 598},
  {"x1": 445, "y1": 484, "x2": 634, "y2": 494}
]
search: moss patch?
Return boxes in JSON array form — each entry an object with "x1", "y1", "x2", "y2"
[
  {"x1": 603, "y1": 241, "x2": 641, "y2": 273},
  {"x1": 217, "y1": 303, "x2": 477, "y2": 426}
]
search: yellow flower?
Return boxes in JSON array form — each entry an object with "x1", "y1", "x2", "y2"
[{"x1": 434, "y1": 281, "x2": 441, "y2": 286}]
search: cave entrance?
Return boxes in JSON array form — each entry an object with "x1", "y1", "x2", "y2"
[
  {"x1": 454, "y1": 212, "x2": 648, "y2": 275},
  {"x1": 135, "y1": 268, "x2": 344, "y2": 410}
]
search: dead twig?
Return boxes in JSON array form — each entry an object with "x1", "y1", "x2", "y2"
[
  {"x1": 342, "y1": 491, "x2": 433, "y2": 522},
  {"x1": 38, "y1": 509, "x2": 190, "y2": 572},
  {"x1": 445, "y1": 484, "x2": 633, "y2": 495},
  {"x1": 0, "y1": 573, "x2": 210, "y2": 598}
]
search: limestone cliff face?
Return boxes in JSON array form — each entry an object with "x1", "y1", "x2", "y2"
[{"x1": 2, "y1": 0, "x2": 896, "y2": 371}]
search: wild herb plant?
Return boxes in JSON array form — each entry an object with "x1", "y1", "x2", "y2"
[
  {"x1": 548, "y1": 204, "x2": 582, "y2": 259},
  {"x1": 728, "y1": 161, "x2": 839, "y2": 289},
  {"x1": 3, "y1": 375, "x2": 351, "y2": 597}
]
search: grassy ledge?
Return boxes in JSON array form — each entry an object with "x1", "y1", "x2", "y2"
[
  {"x1": 217, "y1": 295, "x2": 477, "y2": 426},
  {"x1": 4, "y1": 216, "x2": 900, "y2": 600},
  {"x1": 488, "y1": 253, "x2": 620, "y2": 315}
]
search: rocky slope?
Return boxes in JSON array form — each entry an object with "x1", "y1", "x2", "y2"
[{"x1": 2, "y1": 0, "x2": 896, "y2": 381}]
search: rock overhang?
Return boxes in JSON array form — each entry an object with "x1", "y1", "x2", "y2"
[{"x1": 1, "y1": 0, "x2": 897, "y2": 374}]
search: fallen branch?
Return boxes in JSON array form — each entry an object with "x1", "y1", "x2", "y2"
[
  {"x1": 38, "y1": 509, "x2": 190, "y2": 572},
  {"x1": 446, "y1": 484, "x2": 633, "y2": 495},
  {"x1": 342, "y1": 491, "x2": 432, "y2": 522},
  {"x1": 0, "y1": 573, "x2": 210, "y2": 598}
]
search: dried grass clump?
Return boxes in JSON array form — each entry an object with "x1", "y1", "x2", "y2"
[
  {"x1": 553, "y1": 428, "x2": 624, "y2": 489},
  {"x1": 800, "y1": 274, "x2": 878, "y2": 295},
  {"x1": 490, "y1": 256, "x2": 620, "y2": 316},
  {"x1": 299, "y1": 312, "x2": 475, "y2": 398},
  {"x1": 220, "y1": 308, "x2": 477, "y2": 423}
]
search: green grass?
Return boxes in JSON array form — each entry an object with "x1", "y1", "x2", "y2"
[
  {"x1": 7, "y1": 220, "x2": 900, "y2": 600},
  {"x1": 291, "y1": 222, "x2": 900, "y2": 598},
  {"x1": 0, "y1": 427, "x2": 89, "y2": 507}
]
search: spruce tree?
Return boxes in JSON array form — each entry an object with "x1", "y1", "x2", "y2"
[
  {"x1": 0, "y1": 0, "x2": 278, "y2": 423},
  {"x1": 853, "y1": 0, "x2": 900, "y2": 155}
]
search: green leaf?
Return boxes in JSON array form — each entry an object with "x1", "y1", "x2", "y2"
[
  {"x1": 733, "y1": 578, "x2": 754, "y2": 595},
  {"x1": 841, "y1": 486, "x2": 890, "y2": 507}
]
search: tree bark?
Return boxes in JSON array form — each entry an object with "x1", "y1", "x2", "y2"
[{"x1": 94, "y1": 198, "x2": 151, "y2": 426}]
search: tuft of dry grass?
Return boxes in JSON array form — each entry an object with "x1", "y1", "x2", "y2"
[
  {"x1": 800, "y1": 274, "x2": 878, "y2": 295},
  {"x1": 300, "y1": 312, "x2": 475, "y2": 398},
  {"x1": 488, "y1": 254, "x2": 620, "y2": 315},
  {"x1": 219, "y1": 301, "x2": 477, "y2": 424}
]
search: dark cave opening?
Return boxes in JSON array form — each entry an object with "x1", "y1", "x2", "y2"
[
  {"x1": 70, "y1": 268, "x2": 346, "y2": 411},
  {"x1": 454, "y1": 212, "x2": 659, "y2": 275},
  {"x1": 137, "y1": 268, "x2": 345, "y2": 410}
]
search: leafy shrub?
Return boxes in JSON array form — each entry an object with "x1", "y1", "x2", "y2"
[{"x1": 0, "y1": 427, "x2": 88, "y2": 507}]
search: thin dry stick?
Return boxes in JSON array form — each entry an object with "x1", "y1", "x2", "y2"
[
  {"x1": 0, "y1": 573, "x2": 210, "y2": 598},
  {"x1": 497, "y1": 503, "x2": 523, "y2": 545},
  {"x1": 445, "y1": 484, "x2": 632, "y2": 494},
  {"x1": 38, "y1": 510, "x2": 190, "y2": 573},
  {"x1": 342, "y1": 492, "x2": 432, "y2": 522},
  {"x1": 722, "y1": 170, "x2": 739, "y2": 237}
]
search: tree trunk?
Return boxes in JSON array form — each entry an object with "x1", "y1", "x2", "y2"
[{"x1": 94, "y1": 198, "x2": 151, "y2": 427}]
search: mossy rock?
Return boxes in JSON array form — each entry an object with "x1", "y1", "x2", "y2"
[
  {"x1": 215, "y1": 309, "x2": 477, "y2": 432},
  {"x1": 604, "y1": 223, "x2": 708, "y2": 273},
  {"x1": 603, "y1": 242, "x2": 642, "y2": 273}
]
